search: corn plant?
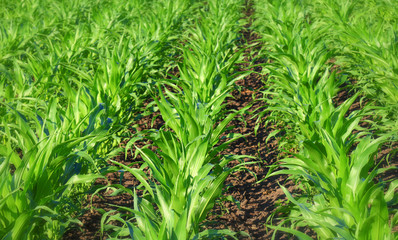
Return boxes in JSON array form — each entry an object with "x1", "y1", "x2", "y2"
[
  {"x1": 99, "y1": 80, "x2": 251, "y2": 239},
  {"x1": 98, "y1": 0, "x2": 253, "y2": 239},
  {"x1": 178, "y1": 0, "x2": 246, "y2": 106},
  {"x1": 0, "y1": 0, "x2": 190, "y2": 239},
  {"x1": 0, "y1": 0, "x2": 184, "y2": 124},
  {"x1": 253, "y1": 0, "x2": 340, "y2": 146},
  {"x1": 0, "y1": 96, "x2": 112, "y2": 239},
  {"x1": 313, "y1": 0, "x2": 398, "y2": 100},
  {"x1": 298, "y1": 0, "x2": 398, "y2": 133},
  {"x1": 102, "y1": 85, "x2": 250, "y2": 239},
  {"x1": 253, "y1": 0, "x2": 397, "y2": 238},
  {"x1": 265, "y1": 96, "x2": 397, "y2": 239}
]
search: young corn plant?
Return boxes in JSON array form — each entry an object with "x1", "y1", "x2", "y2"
[
  {"x1": 0, "y1": 0, "x2": 188, "y2": 239},
  {"x1": 254, "y1": 0, "x2": 397, "y2": 238},
  {"x1": 102, "y1": 84, "x2": 250, "y2": 239},
  {"x1": 309, "y1": 0, "x2": 398, "y2": 134},
  {"x1": 1, "y1": 0, "x2": 186, "y2": 130},
  {"x1": 98, "y1": 0, "x2": 251, "y2": 239},
  {"x1": 253, "y1": 0, "x2": 339, "y2": 147},
  {"x1": 178, "y1": 0, "x2": 246, "y2": 106},
  {"x1": 265, "y1": 96, "x2": 397, "y2": 239},
  {"x1": 0, "y1": 96, "x2": 112, "y2": 239}
]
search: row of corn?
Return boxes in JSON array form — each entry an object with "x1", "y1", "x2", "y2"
[
  {"x1": 0, "y1": 0, "x2": 194, "y2": 239},
  {"x1": 2, "y1": 0, "x2": 397, "y2": 239},
  {"x1": 98, "y1": 0, "x2": 253, "y2": 239},
  {"x1": 253, "y1": 0, "x2": 397, "y2": 239}
]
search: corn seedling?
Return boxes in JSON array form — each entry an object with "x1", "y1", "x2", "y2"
[
  {"x1": 253, "y1": 0, "x2": 397, "y2": 238},
  {"x1": 99, "y1": 0, "x2": 254, "y2": 239}
]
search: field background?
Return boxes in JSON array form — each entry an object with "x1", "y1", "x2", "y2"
[{"x1": 1, "y1": 0, "x2": 397, "y2": 239}]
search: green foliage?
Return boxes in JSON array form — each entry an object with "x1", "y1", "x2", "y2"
[
  {"x1": 98, "y1": 0, "x2": 253, "y2": 239},
  {"x1": 0, "y1": 0, "x2": 187, "y2": 238},
  {"x1": 0, "y1": 97, "x2": 110, "y2": 239},
  {"x1": 253, "y1": 0, "x2": 398, "y2": 238},
  {"x1": 266, "y1": 102, "x2": 396, "y2": 239}
]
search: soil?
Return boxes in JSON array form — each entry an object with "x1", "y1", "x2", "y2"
[{"x1": 62, "y1": 1, "x2": 397, "y2": 239}]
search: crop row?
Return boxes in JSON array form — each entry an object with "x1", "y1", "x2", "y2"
[
  {"x1": 0, "y1": 0, "x2": 257, "y2": 239},
  {"x1": 1, "y1": 0, "x2": 195, "y2": 239},
  {"x1": 97, "y1": 0, "x2": 254, "y2": 239},
  {"x1": 1, "y1": 0, "x2": 397, "y2": 239},
  {"x1": 253, "y1": 0, "x2": 397, "y2": 239}
]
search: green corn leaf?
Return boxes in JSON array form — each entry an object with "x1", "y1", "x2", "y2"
[{"x1": 65, "y1": 174, "x2": 104, "y2": 185}]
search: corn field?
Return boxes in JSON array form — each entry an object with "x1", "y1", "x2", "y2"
[{"x1": 0, "y1": 0, "x2": 397, "y2": 239}]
